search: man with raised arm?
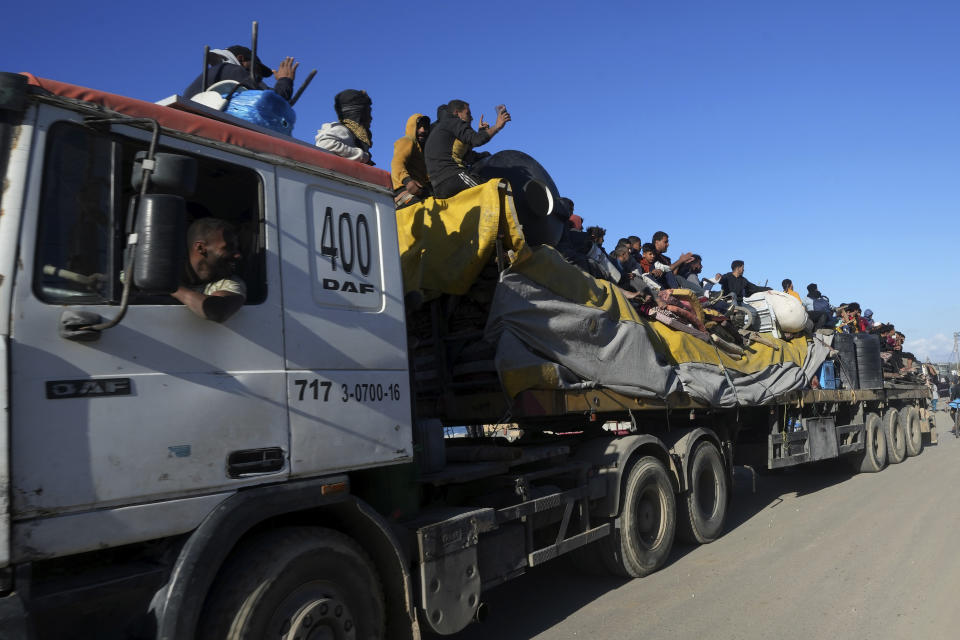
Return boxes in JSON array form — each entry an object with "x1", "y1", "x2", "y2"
[
  {"x1": 171, "y1": 218, "x2": 246, "y2": 323},
  {"x1": 183, "y1": 45, "x2": 299, "y2": 102},
  {"x1": 425, "y1": 99, "x2": 511, "y2": 199}
]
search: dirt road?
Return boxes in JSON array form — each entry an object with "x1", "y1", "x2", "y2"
[{"x1": 451, "y1": 410, "x2": 960, "y2": 640}]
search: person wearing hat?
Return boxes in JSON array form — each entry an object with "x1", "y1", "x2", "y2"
[
  {"x1": 315, "y1": 90, "x2": 374, "y2": 164},
  {"x1": 183, "y1": 45, "x2": 299, "y2": 102}
]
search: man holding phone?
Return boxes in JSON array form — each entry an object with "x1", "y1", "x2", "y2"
[{"x1": 424, "y1": 99, "x2": 511, "y2": 199}]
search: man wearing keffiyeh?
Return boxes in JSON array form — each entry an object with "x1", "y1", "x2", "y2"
[{"x1": 315, "y1": 89, "x2": 375, "y2": 165}]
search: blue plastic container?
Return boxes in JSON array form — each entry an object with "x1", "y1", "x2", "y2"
[
  {"x1": 225, "y1": 89, "x2": 297, "y2": 136},
  {"x1": 818, "y1": 361, "x2": 838, "y2": 389}
]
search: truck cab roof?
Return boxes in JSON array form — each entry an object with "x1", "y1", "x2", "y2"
[{"x1": 19, "y1": 73, "x2": 392, "y2": 190}]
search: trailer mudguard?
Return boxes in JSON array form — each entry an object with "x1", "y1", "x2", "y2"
[
  {"x1": 659, "y1": 427, "x2": 727, "y2": 493},
  {"x1": 572, "y1": 434, "x2": 675, "y2": 518}
]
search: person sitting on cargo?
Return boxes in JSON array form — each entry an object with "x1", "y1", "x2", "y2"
[
  {"x1": 391, "y1": 113, "x2": 432, "y2": 207},
  {"x1": 560, "y1": 197, "x2": 583, "y2": 231},
  {"x1": 171, "y1": 217, "x2": 246, "y2": 323},
  {"x1": 583, "y1": 226, "x2": 622, "y2": 282},
  {"x1": 553, "y1": 198, "x2": 582, "y2": 257},
  {"x1": 651, "y1": 231, "x2": 694, "y2": 286},
  {"x1": 862, "y1": 308, "x2": 875, "y2": 331},
  {"x1": 424, "y1": 99, "x2": 511, "y2": 199},
  {"x1": 638, "y1": 243, "x2": 689, "y2": 293},
  {"x1": 803, "y1": 286, "x2": 833, "y2": 330},
  {"x1": 677, "y1": 254, "x2": 721, "y2": 297},
  {"x1": 183, "y1": 46, "x2": 299, "y2": 102},
  {"x1": 610, "y1": 246, "x2": 641, "y2": 290},
  {"x1": 638, "y1": 242, "x2": 668, "y2": 289},
  {"x1": 435, "y1": 103, "x2": 492, "y2": 174},
  {"x1": 837, "y1": 302, "x2": 866, "y2": 333},
  {"x1": 315, "y1": 89, "x2": 374, "y2": 164},
  {"x1": 782, "y1": 279, "x2": 802, "y2": 303},
  {"x1": 628, "y1": 235, "x2": 643, "y2": 263},
  {"x1": 554, "y1": 199, "x2": 604, "y2": 278},
  {"x1": 610, "y1": 239, "x2": 640, "y2": 274},
  {"x1": 719, "y1": 260, "x2": 769, "y2": 305}
]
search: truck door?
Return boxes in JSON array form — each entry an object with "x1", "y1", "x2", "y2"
[
  {"x1": 276, "y1": 168, "x2": 412, "y2": 476},
  {"x1": 8, "y1": 113, "x2": 288, "y2": 521}
]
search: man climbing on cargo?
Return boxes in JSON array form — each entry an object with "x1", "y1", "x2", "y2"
[
  {"x1": 183, "y1": 46, "x2": 299, "y2": 102},
  {"x1": 316, "y1": 89, "x2": 375, "y2": 164},
  {"x1": 171, "y1": 217, "x2": 246, "y2": 323},
  {"x1": 425, "y1": 99, "x2": 511, "y2": 198},
  {"x1": 719, "y1": 260, "x2": 769, "y2": 305},
  {"x1": 391, "y1": 114, "x2": 432, "y2": 207}
]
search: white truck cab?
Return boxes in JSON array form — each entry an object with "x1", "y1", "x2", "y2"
[{"x1": 0, "y1": 72, "x2": 416, "y2": 638}]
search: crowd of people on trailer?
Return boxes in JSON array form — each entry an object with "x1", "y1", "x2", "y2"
[{"x1": 184, "y1": 47, "x2": 919, "y2": 378}]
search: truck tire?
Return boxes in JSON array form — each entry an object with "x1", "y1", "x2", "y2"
[
  {"x1": 677, "y1": 441, "x2": 728, "y2": 544},
  {"x1": 853, "y1": 412, "x2": 887, "y2": 473},
  {"x1": 197, "y1": 526, "x2": 385, "y2": 640},
  {"x1": 902, "y1": 406, "x2": 923, "y2": 457},
  {"x1": 882, "y1": 408, "x2": 906, "y2": 464},
  {"x1": 598, "y1": 456, "x2": 676, "y2": 578}
]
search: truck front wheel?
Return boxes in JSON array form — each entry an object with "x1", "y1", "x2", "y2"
[
  {"x1": 677, "y1": 441, "x2": 728, "y2": 544},
  {"x1": 197, "y1": 526, "x2": 385, "y2": 640},
  {"x1": 599, "y1": 456, "x2": 676, "y2": 578}
]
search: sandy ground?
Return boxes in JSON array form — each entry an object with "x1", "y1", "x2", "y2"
[{"x1": 449, "y1": 410, "x2": 960, "y2": 640}]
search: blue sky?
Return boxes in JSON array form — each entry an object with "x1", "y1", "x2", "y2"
[{"x1": 4, "y1": 0, "x2": 959, "y2": 361}]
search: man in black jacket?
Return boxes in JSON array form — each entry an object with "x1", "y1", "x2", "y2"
[
  {"x1": 425, "y1": 99, "x2": 511, "y2": 198},
  {"x1": 183, "y1": 46, "x2": 299, "y2": 102},
  {"x1": 719, "y1": 259, "x2": 769, "y2": 304}
]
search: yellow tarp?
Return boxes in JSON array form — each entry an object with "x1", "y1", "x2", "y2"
[
  {"x1": 509, "y1": 243, "x2": 643, "y2": 323},
  {"x1": 509, "y1": 245, "x2": 807, "y2": 374},
  {"x1": 396, "y1": 179, "x2": 527, "y2": 301},
  {"x1": 648, "y1": 321, "x2": 808, "y2": 373}
]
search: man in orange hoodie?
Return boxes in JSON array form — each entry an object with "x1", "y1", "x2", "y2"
[{"x1": 391, "y1": 113, "x2": 432, "y2": 207}]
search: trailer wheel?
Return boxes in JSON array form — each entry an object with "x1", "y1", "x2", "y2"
[
  {"x1": 853, "y1": 412, "x2": 887, "y2": 473},
  {"x1": 677, "y1": 441, "x2": 728, "y2": 544},
  {"x1": 882, "y1": 408, "x2": 906, "y2": 464},
  {"x1": 598, "y1": 456, "x2": 676, "y2": 578},
  {"x1": 902, "y1": 406, "x2": 923, "y2": 457},
  {"x1": 197, "y1": 526, "x2": 384, "y2": 640}
]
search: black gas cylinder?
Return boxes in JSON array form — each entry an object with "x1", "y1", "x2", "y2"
[
  {"x1": 833, "y1": 333, "x2": 860, "y2": 389},
  {"x1": 854, "y1": 333, "x2": 883, "y2": 389},
  {"x1": 472, "y1": 150, "x2": 566, "y2": 247}
]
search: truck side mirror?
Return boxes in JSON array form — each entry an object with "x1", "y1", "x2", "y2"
[{"x1": 134, "y1": 194, "x2": 186, "y2": 294}]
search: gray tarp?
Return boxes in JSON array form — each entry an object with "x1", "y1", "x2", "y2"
[{"x1": 485, "y1": 267, "x2": 831, "y2": 409}]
